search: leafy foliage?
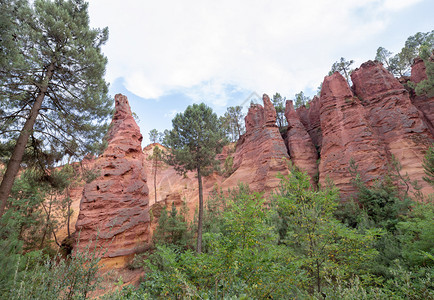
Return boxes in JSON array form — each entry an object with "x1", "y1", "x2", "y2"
[
  {"x1": 0, "y1": 0, "x2": 112, "y2": 160},
  {"x1": 152, "y1": 202, "x2": 192, "y2": 250},
  {"x1": 294, "y1": 91, "x2": 310, "y2": 109},
  {"x1": 0, "y1": 0, "x2": 112, "y2": 218},
  {"x1": 274, "y1": 165, "x2": 379, "y2": 294},
  {"x1": 415, "y1": 46, "x2": 434, "y2": 97},
  {"x1": 375, "y1": 30, "x2": 434, "y2": 77},
  {"x1": 329, "y1": 57, "x2": 354, "y2": 86},
  {"x1": 219, "y1": 106, "x2": 245, "y2": 142},
  {"x1": 163, "y1": 103, "x2": 226, "y2": 176},
  {"x1": 423, "y1": 144, "x2": 434, "y2": 186},
  {"x1": 0, "y1": 213, "x2": 105, "y2": 299},
  {"x1": 271, "y1": 93, "x2": 287, "y2": 131}
]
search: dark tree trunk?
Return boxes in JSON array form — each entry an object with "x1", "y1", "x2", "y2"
[
  {"x1": 66, "y1": 188, "x2": 71, "y2": 238},
  {"x1": 0, "y1": 62, "x2": 55, "y2": 219},
  {"x1": 40, "y1": 197, "x2": 53, "y2": 249},
  {"x1": 196, "y1": 166, "x2": 203, "y2": 253}
]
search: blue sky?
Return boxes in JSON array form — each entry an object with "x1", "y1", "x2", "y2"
[{"x1": 87, "y1": 0, "x2": 434, "y2": 146}]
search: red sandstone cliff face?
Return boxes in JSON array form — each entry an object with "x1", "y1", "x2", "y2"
[
  {"x1": 142, "y1": 143, "x2": 223, "y2": 230},
  {"x1": 293, "y1": 61, "x2": 433, "y2": 199},
  {"x1": 75, "y1": 94, "x2": 150, "y2": 262},
  {"x1": 318, "y1": 72, "x2": 389, "y2": 198},
  {"x1": 351, "y1": 61, "x2": 433, "y2": 196},
  {"x1": 223, "y1": 94, "x2": 289, "y2": 193},
  {"x1": 296, "y1": 96, "x2": 322, "y2": 151},
  {"x1": 284, "y1": 100, "x2": 318, "y2": 184},
  {"x1": 410, "y1": 58, "x2": 434, "y2": 136}
]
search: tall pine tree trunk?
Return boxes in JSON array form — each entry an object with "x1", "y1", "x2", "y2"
[
  {"x1": 66, "y1": 188, "x2": 71, "y2": 238},
  {"x1": 0, "y1": 62, "x2": 55, "y2": 219},
  {"x1": 196, "y1": 166, "x2": 203, "y2": 253}
]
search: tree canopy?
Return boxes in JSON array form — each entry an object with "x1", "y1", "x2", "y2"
[
  {"x1": 0, "y1": 0, "x2": 112, "y2": 218},
  {"x1": 329, "y1": 57, "x2": 354, "y2": 86},
  {"x1": 272, "y1": 93, "x2": 287, "y2": 131},
  {"x1": 163, "y1": 103, "x2": 226, "y2": 253},
  {"x1": 219, "y1": 105, "x2": 245, "y2": 142},
  {"x1": 375, "y1": 30, "x2": 434, "y2": 77}
]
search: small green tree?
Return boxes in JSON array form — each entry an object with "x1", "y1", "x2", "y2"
[
  {"x1": 149, "y1": 129, "x2": 163, "y2": 145},
  {"x1": 375, "y1": 47, "x2": 393, "y2": 70},
  {"x1": 294, "y1": 91, "x2": 310, "y2": 109},
  {"x1": 271, "y1": 93, "x2": 287, "y2": 131},
  {"x1": 153, "y1": 203, "x2": 190, "y2": 250},
  {"x1": 397, "y1": 201, "x2": 434, "y2": 267},
  {"x1": 163, "y1": 103, "x2": 226, "y2": 253},
  {"x1": 274, "y1": 165, "x2": 379, "y2": 295},
  {"x1": 219, "y1": 106, "x2": 245, "y2": 142},
  {"x1": 329, "y1": 57, "x2": 354, "y2": 86},
  {"x1": 148, "y1": 129, "x2": 164, "y2": 203}
]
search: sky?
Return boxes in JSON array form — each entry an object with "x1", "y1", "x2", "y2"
[{"x1": 86, "y1": 0, "x2": 434, "y2": 146}]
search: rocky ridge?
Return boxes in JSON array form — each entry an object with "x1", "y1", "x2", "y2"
[{"x1": 68, "y1": 59, "x2": 433, "y2": 267}]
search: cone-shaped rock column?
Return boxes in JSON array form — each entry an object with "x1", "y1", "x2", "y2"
[
  {"x1": 75, "y1": 94, "x2": 150, "y2": 259},
  {"x1": 223, "y1": 94, "x2": 289, "y2": 193}
]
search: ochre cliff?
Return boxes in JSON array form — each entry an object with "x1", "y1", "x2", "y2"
[
  {"x1": 290, "y1": 60, "x2": 433, "y2": 198},
  {"x1": 66, "y1": 59, "x2": 433, "y2": 270},
  {"x1": 318, "y1": 71, "x2": 389, "y2": 199},
  {"x1": 75, "y1": 94, "x2": 150, "y2": 266},
  {"x1": 222, "y1": 94, "x2": 290, "y2": 193},
  {"x1": 410, "y1": 57, "x2": 434, "y2": 136},
  {"x1": 284, "y1": 100, "x2": 318, "y2": 184},
  {"x1": 351, "y1": 61, "x2": 433, "y2": 196},
  {"x1": 296, "y1": 95, "x2": 322, "y2": 151}
]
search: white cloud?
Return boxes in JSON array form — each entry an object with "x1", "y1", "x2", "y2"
[
  {"x1": 383, "y1": 0, "x2": 423, "y2": 11},
  {"x1": 88, "y1": 0, "x2": 428, "y2": 103}
]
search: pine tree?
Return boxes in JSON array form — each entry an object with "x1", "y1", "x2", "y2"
[
  {"x1": 0, "y1": 0, "x2": 112, "y2": 218},
  {"x1": 148, "y1": 129, "x2": 163, "y2": 203},
  {"x1": 272, "y1": 93, "x2": 287, "y2": 131},
  {"x1": 329, "y1": 57, "x2": 354, "y2": 86},
  {"x1": 164, "y1": 103, "x2": 226, "y2": 253}
]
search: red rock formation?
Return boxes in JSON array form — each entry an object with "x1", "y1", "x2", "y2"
[
  {"x1": 351, "y1": 61, "x2": 434, "y2": 195},
  {"x1": 319, "y1": 72, "x2": 389, "y2": 199},
  {"x1": 284, "y1": 100, "x2": 318, "y2": 184},
  {"x1": 223, "y1": 94, "x2": 289, "y2": 193},
  {"x1": 75, "y1": 94, "x2": 150, "y2": 261},
  {"x1": 263, "y1": 94, "x2": 277, "y2": 127},
  {"x1": 411, "y1": 57, "x2": 427, "y2": 84},
  {"x1": 410, "y1": 58, "x2": 434, "y2": 135},
  {"x1": 296, "y1": 95, "x2": 322, "y2": 150}
]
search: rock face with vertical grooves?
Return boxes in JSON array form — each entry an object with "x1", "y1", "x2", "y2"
[
  {"x1": 223, "y1": 94, "x2": 290, "y2": 193},
  {"x1": 351, "y1": 61, "x2": 434, "y2": 195},
  {"x1": 318, "y1": 72, "x2": 389, "y2": 199},
  {"x1": 296, "y1": 95, "x2": 322, "y2": 151},
  {"x1": 410, "y1": 57, "x2": 434, "y2": 136},
  {"x1": 284, "y1": 100, "x2": 318, "y2": 184},
  {"x1": 75, "y1": 94, "x2": 150, "y2": 260}
]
